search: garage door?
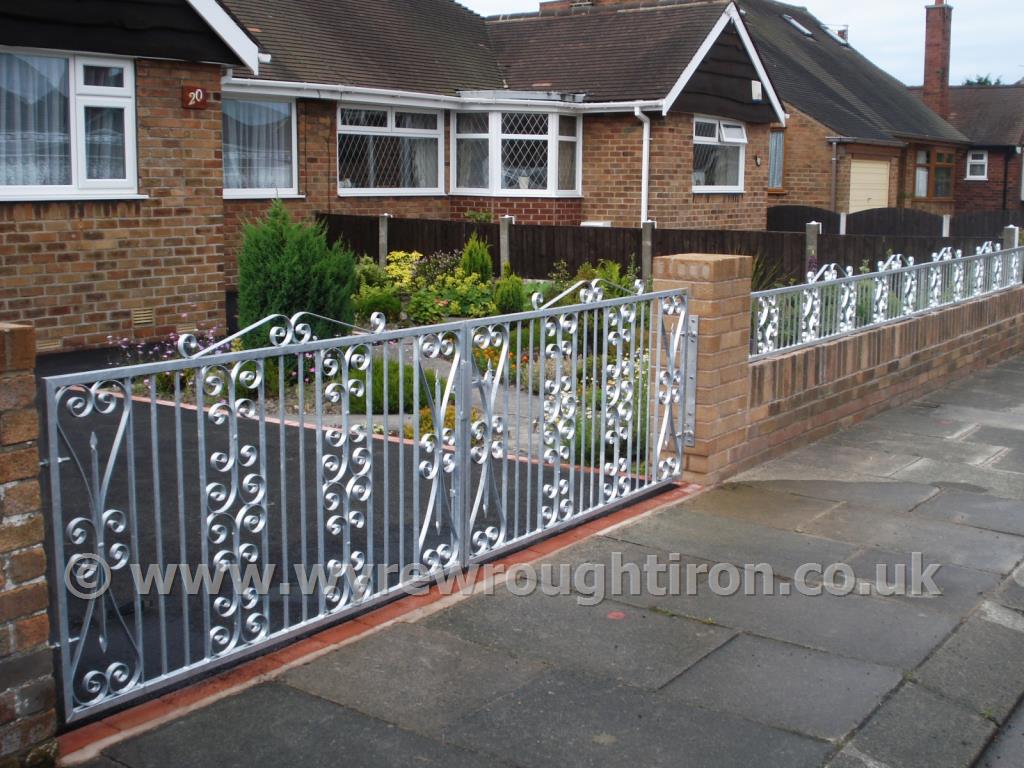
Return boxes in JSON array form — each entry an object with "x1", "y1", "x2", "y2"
[{"x1": 849, "y1": 160, "x2": 891, "y2": 213}]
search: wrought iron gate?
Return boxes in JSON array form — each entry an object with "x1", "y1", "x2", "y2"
[{"x1": 44, "y1": 282, "x2": 696, "y2": 722}]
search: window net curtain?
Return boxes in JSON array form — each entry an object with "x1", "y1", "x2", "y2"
[
  {"x1": 0, "y1": 53, "x2": 70, "y2": 186},
  {"x1": 223, "y1": 100, "x2": 293, "y2": 189},
  {"x1": 768, "y1": 133, "x2": 784, "y2": 189}
]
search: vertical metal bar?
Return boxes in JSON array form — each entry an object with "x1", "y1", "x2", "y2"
[
  {"x1": 513, "y1": 320, "x2": 522, "y2": 541},
  {"x1": 457, "y1": 322, "x2": 472, "y2": 564},
  {"x1": 398, "y1": 340, "x2": 406, "y2": 575},
  {"x1": 526, "y1": 320, "x2": 535, "y2": 535},
  {"x1": 148, "y1": 378, "x2": 168, "y2": 676},
  {"x1": 46, "y1": 381, "x2": 74, "y2": 718},
  {"x1": 256, "y1": 360, "x2": 269, "y2": 631},
  {"x1": 195, "y1": 369, "x2": 211, "y2": 660},
  {"x1": 173, "y1": 371, "x2": 189, "y2": 665},
  {"x1": 296, "y1": 351, "x2": 308, "y2": 623},
  {"x1": 122, "y1": 379, "x2": 144, "y2": 679},
  {"x1": 313, "y1": 350, "x2": 327, "y2": 616},
  {"x1": 382, "y1": 343, "x2": 390, "y2": 581},
  {"x1": 365, "y1": 346, "x2": 375, "y2": 595},
  {"x1": 412, "y1": 339, "x2": 420, "y2": 566},
  {"x1": 278, "y1": 358, "x2": 289, "y2": 630}
]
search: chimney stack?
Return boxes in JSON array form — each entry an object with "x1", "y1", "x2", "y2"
[
  {"x1": 922, "y1": 0, "x2": 952, "y2": 119},
  {"x1": 837, "y1": 27, "x2": 848, "y2": 42}
]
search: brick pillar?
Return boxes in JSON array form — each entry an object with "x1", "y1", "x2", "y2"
[
  {"x1": 0, "y1": 324, "x2": 57, "y2": 767},
  {"x1": 653, "y1": 254, "x2": 752, "y2": 486}
]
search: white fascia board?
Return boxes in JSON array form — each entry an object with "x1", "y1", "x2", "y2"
[
  {"x1": 222, "y1": 76, "x2": 664, "y2": 113},
  {"x1": 661, "y1": 3, "x2": 787, "y2": 126},
  {"x1": 186, "y1": 0, "x2": 260, "y2": 75}
]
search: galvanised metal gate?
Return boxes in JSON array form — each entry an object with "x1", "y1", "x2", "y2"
[{"x1": 44, "y1": 282, "x2": 696, "y2": 722}]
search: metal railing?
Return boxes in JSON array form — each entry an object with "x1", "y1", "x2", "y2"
[
  {"x1": 751, "y1": 242, "x2": 1024, "y2": 358},
  {"x1": 44, "y1": 284, "x2": 696, "y2": 722}
]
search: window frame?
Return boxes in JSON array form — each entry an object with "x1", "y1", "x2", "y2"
[
  {"x1": 222, "y1": 96, "x2": 300, "y2": 200},
  {"x1": 767, "y1": 128, "x2": 786, "y2": 192},
  {"x1": 913, "y1": 146, "x2": 956, "y2": 200},
  {"x1": 0, "y1": 46, "x2": 138, "y2": 201},
  {"x1": 336, "y1": 106, "x2": 444, "y2": 197},
  {"x1": 449, "y1": 110, "x2": 583, "y2": 198},
  {"x1": 692, "y1": 116, "x2": 747, "y2": 194},
  {"x1": 965, "y1": 149, "x2": 988, "y2": 182}
]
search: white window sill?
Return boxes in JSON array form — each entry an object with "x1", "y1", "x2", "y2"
[
  {"x1": 338, "y1": 188, "x2": 446, "y2": 198},
  {"x1": 0, "y1": 192, "x2": 148, "y2": 203},
  {"x1": 451, "y1": 189, "x2": 583, "y2": 198},
  {"x1": 692, "y1": 188, "x2": 745, "y2": 195},
  {"x1": 223, "y1": 192, "x2": 305, "y2": 200},
  {"x1": 965, "y1": 177, "x2": 988, "y2": 183}
]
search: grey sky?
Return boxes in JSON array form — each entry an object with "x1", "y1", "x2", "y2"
[{"x1": 456, "y1": 0, "x2": 1024, "y2": 86}]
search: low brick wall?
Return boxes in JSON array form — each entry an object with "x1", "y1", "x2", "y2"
[
  {"x1": 0, "y1": 324, "x2": 57, "y2": 766},
  {"x1": 654, "y1": 252, "x2": 1024, "y2": 485},
  {"x1": 742, "y1": 287, "x2": 1024, "y2": 473}
]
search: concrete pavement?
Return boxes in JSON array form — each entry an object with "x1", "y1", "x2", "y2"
[{"x1": 77, "y1": 356, "x2": 1024, "y2": 768}]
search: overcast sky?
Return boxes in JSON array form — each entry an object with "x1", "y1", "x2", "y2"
[{"x1": 457, "y1": 0, "x2": 1024, "y2": 86}]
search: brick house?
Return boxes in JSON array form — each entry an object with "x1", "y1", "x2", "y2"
[
  {"x1": 733, "y1": 0, "x2": 968, "y2": 216},
  {"x1": 907, "y1": 1, "x2": 1024, "y2": 215},
  {"x1": 2, "y1": 0, "x2": 790, "y2": 351}
]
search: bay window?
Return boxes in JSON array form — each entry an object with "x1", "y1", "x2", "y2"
[
  {"x1": 222, "y1": 98, "x2": 297, "y2": 197},
  {"x1": 692, "y1": 116, "x2": 746, "y2": 194},
  {"x1": 1, "y1": 49, "x2": 136, "y2": 199},
  {"x1": 451, "y1": 111, "x2": 581, "y2": 196},
  {"x1": 965, "y1": 149, "x2": 988, "y2": 181},
  {"x1": 914, "y1": 147, "x2": 954, "y2": 199},
  {"x1": 337, "y1": 107, "x2": 443, "y2": 195}
]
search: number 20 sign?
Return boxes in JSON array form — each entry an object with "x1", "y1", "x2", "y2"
[{"x1": 182, "y1": 86, "x2": 209, "y2": 109}]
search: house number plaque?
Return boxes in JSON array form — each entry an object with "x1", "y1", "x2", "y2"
[{"x1": 182, "y1": 86, "x2": 209, "y2": 109}]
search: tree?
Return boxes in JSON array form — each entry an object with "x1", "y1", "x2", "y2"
[{"x1": 962, "y1": 74, "x2": 1003, "y2": 86}]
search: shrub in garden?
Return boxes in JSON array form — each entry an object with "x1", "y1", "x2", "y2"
[
  {"x1": 353, "y1": 284, "x2": 402, "y2": 324},
  {"x1": 494, "y1": 268, "x2": 527, "y2": 314},
  {"x1": 408, "y1": 269, "x2": 498, "y2": 325},
  {"x1": 385, "y1": 250, "x2": 421, "y2": 293},
  {"x1": 460, "y1": 232, "x2": 494, "y2": 282},
  {"x1": 347, "y1": 357, "x2": 438, "y2": 415},
  {"x1": 238, "y1": 200, "x2": 356, "y2": 346},
  {"x1": 354, "y1": 255, "x2": 389, "y2": 290},
  {"x1": 413, "y1": 250, "x2": 462, "y2": 286}
]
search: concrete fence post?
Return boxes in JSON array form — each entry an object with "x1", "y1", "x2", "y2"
[
  {"x1": 653, "y1": 254, "x2": 753, "y2": 485},
  {"x1": 499, "y1": 215, "x2": 514, "y2": 275},
  {"x1": 1004, "y1": 225, "x2": 1020, "y2": 251},
  {"x1": 0, "y1": 323, "x2": 58, "y2": 767},
  {"x1": 377, "y1": 213, "x2": 391, "y2": 268},
  {"x1": 839, "y1": 213, "x2": 847, "y2": 236},
  {"x1": 805, "y1": 222, "x2": 822, "y2": 274},
  {"x1": 641, "y1": 220, "x2": 655, "y2": 285},
  {"x1": 942, "y1": 214, "x2": 952, "y2": 238}
]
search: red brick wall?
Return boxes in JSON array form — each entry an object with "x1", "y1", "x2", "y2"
[
  {"x1": 955, "y1": 148, "x2": 1024, "y2": 214},
  {"x1": 449, "y1": 196, "x2": 582, "y2": 225},
  {"x1": 0, "y1": 324, "x2": 57, "y2": 766},
  {"x1": 581, "y1": 112, "x2": 770, "y2": 229},
  {"x1": 0, "y1": 60, "x2": 226, "y2": 353}
]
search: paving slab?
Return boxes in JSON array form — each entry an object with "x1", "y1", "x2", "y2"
[
  {"x1": 103, "y1": 682, "x2": 494, "y2": 768},
  {"x1": 916, "y1": 616, "x2": 1024, "y2": 723},
  {"x1": 678, "y1": 482, "x2": 841, "y2": 530},
  {"x1": 994, "y1": 448, "x2": 1024, "y2": 474},
  {"x1": 838, "y1": 683, "x2": 995, "y2": 768},
  {"x1": 282, "y1": 623, "x2": 546, "y2": 734},
  {"x1": 612, "y1": 506, "x2": 861, "y2": 579},
  {"x1": 913, "y1": 489, "x2": 1024, "y2": 536},
  {"x1": 425, "y1": 588, "x2": 734, "y2": 689},
  {"x1": 846, "y1": 548, "x2": 999, "y2": 616},
  {"x1": 800, "y1": 504, "x2": 1024, "y2": 574},
  {"x1": 663, "y1": 634, "x2": 901, "y2": 741},
  {"x1": 978, "y1": 700, "x2": 1024, "y2": 768},
  {"x1": 994, "y1": 566, "x2": 1024, "y2": 612},
  {"x1": 820, "y1": 427, "x2": 1004, "y2": 466},
  {"x1": 743, "y1": 479, "x2": 938, "y2": 514},
  {"x1": 863, "y1": 406, "x2": 974, "y2": 439},
  {"x1": 636, "y1": 582, "x2": 958, "y2": 670},
  {"x1": 894, "y1": 458, "x2": 1024, "y2": 500},
  {"x1": 779, "y1": 443, "x2": 923, "y2": 478},
  {"x1": 971, "y1": 425, "x2": 1024, "y2": 450},
  {"x1": 440, "y1": 669, "x2": 832, "y2": 768}
]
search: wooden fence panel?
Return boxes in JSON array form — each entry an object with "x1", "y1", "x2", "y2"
[
  {"x1": 767, "y1": 205, "x2": 841, "y2": 234},
  {"x1": 508, "y1": 224, "x2": 641, "y2": 278},
  {"x1": 845, "y1": 207, "x2": 944, "y2": 236},
  {"x1": 950, "y1": 210, "x2": 1024, "y2": 236},
  {"x1": 654, "y1": 229, "x2": 806, "y2": 280},
  {"x1": 320, "y1": 213, "x2": 378, "y2": 258}
]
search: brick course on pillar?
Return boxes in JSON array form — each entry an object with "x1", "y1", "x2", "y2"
[
  {"x1": 653, "y1": 254, "x2": 752, "y2": 486},
  {"x1": 0, "y1": 324, "x2": 57, "y2": 767}
]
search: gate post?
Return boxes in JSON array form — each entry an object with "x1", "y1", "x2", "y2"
[
  {"x1": 0, "y1": 324, "x2": 57, "y2": 766},
  {"x1": 653, "y1": 255, "x2": 753, "y2": 486},
  {"x1": 499, "y1": 215, "x2": 514, "y2": 275},
  {"x1": 1004, "y1": 225, "x2": 1020, "y2": 251},
  {"x1": 378, "y1": 213, "x2": 392, "y2": 268}
]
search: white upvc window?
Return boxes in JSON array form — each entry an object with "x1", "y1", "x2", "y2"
[
  {"x1": 692, "y1": 116, "x2": 746, "y2": 194},
  {"x1": 450, "y1": 110, "x2": 582, "y2": 197},
  {"x1": 337, "y1": 106, "x2": 444, "y2": 196},
  {"x1": 223, "y1": 97, "x2": 298, "y2": 198},
  {"x1": 0, "y1": 48, "x2": 137, "y2": 200},
  {"x1": 966, "y1": 149, "x2": 988, "y2": 181}
]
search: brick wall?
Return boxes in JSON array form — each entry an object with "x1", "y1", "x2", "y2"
[
  {"x1": 582, "y1": 112, "x2": 771, "y2": 229},
  {"x1": 654, "y1": 251, "x2": 1024, "y2": 485},
  {"x1": 0, "y1": 324, "x2": 57, "y2": 766},
  {"x1": 955, "y1": 148, "x2": 1024, "y2": 214},
  {"x1": 449, "y1": 197, "x2": 582, "y2": 225},
  {"x1": 0, "y1": 60, "x2": 227, "y2": 354}
]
